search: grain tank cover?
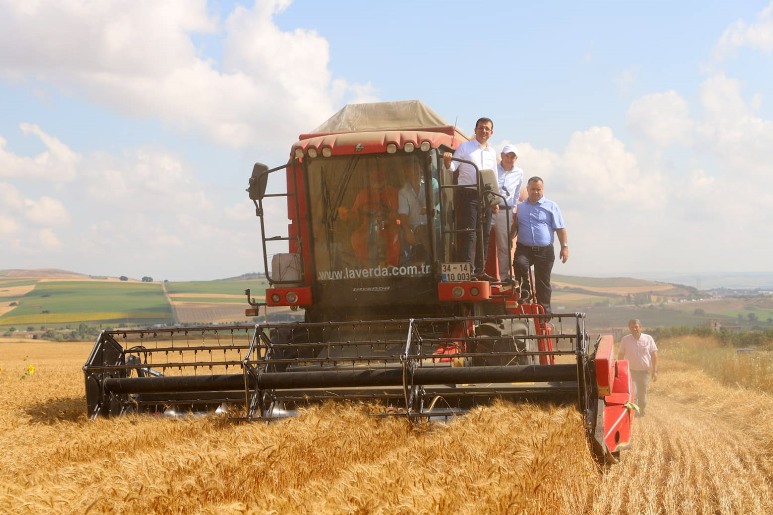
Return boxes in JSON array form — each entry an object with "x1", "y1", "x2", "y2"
[{"x1": 307, "y1": 100, "x2": 466, "y2": 137}]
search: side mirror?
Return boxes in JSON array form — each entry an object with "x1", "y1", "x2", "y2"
[{"x1": 247, "y1": 163, "x2": 269, "y2": 200}]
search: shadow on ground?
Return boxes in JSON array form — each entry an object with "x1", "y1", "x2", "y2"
[{"x1": 25, "y1": 396, "x2": 87, "y2": 424}]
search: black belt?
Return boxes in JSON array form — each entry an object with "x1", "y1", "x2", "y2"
[
  {"x1": 498, "y1": 204, "x2": 512, "y2": 209},
  {"x1": 518, "y1": 243, "x2": 551, "y2": 252}
]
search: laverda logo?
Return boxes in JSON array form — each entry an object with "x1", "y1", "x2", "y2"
[
  {"x1": 355, "y1": 143, "x2": 364, "y2": 152},
  {"x1": 352, "y1": 286, "x2": 391, "y2": 292}
]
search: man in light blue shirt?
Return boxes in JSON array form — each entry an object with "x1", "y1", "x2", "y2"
[
  {"x1": 492, "y1": 144, "x2": 523, "y2": 281},
  {"x1": 513, "y1": 176, "x2": 569, "y2": 316}
]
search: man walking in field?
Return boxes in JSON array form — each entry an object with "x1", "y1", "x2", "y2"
[{"x1": 618, "y1": 319, "x2": 658, "y2": 416}]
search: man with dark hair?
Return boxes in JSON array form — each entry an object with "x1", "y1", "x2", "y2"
[
  {"x1": 512, "y1": 176, "x2": 568, "y2": 315},
  {"x1": 442, "y1": 117, "x2": 497, "y2": 281}
]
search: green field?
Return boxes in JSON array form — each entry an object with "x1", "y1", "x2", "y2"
[
  {"x1": 0, "y1": 277, "x2": 270, "y2": 330},
  {"x1": 1, "y1": 272, "x2": 770, "y2": 335},
  {"x1": 553, "y1": 274, "x2": 658, "y2": 288},
  {"x1": 577, "y1": 304, "x2": 732, "y2": 330},
  {"x1": 0, "y1": 281, "x2": 172, "y2": 328},
  {"x1": 0, "y1": 279, "x2": 38, "y2": 288},
  {"x1": 164, "y1": 279, "x2": 268, "y2": 296}
]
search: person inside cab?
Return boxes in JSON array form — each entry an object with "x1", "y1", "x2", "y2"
[
  {"x1": 338, "y1": 166, "x2": 400, "y2": 267},
  {"x1": 398, "y1": 157, "x2": 439, "y2": 264}
]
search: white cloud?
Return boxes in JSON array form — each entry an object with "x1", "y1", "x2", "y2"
[
  {"x1": 562, "y1": 127, "x2": 661, "y2": 208},
  {"x1": 0, "y1": 214, "x2": 19, "y2": 236},
  {"x1": 0, "y1": 124, "x2": 79, "y2": 181},
  {"x1": 0, "y1": 0, "x2": 374, "y2": 151},
  {"x1": 0, "y1": 181, "x2": 69, "y2": 258},
  {"x1": 626, "y1": 91, "x2": 694, "y2": 147},
  {"x1": 38, "y1": 228, "x2": 62, "y2": 250},
  {"x1": 83, "y1": 149, "x2": 212, "y2": 212},
  {"x1": 696, "y1": 74, "x2": 773, "y2": 179},
  {"x1": 714, "y1": 2, "x2": 773, "y2": 61},
  {"x1": 0, "y1": 181, "x2": 24, "y2": 209},
  {"x1": 687, "y1": 168, "x2": 715, "y2": 191},
  {"x1": 0, "y1": 182, "x2": 70, "y2": 227},
  {"x1": 24, "y1": 195, "x2": 70, "y2": 226}
]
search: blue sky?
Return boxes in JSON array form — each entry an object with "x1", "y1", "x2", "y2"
[{"x1": 1, "y1": 0, "x2": 771, "y2": 281}]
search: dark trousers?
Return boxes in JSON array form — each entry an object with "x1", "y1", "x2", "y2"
[
  {"x1": 455, "y1": 187, "x2": 492, "y2": 274},
  {"x1": 514, "y1": 243, "x2": 555, "y2": 313}
]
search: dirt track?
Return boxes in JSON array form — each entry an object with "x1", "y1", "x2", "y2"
[{"x1": 0, "y1": 340, "x2": 770, "y2": 513}]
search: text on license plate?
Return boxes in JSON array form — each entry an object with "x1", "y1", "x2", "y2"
[{"x1": 441, "y1": 262, "x2": 472, "y2": 282}]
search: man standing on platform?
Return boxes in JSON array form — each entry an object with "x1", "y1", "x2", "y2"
[
  {"x1": 512, "y1": 176, "x2": 568, "y2": 316},
  {"x1": 492, "y1": 144, "x2": 523, "y2": 281},
  {"x1": 442, "y1": 117, "x2": 498, "y2": 281}
]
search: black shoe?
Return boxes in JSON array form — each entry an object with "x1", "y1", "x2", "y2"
[{"x1": 474, "y1": 273, "x2": 496, "y2": 282}]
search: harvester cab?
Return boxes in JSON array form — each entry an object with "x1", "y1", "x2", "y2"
[{"x1": 83, "y1": 100, "x2": 634, "y2": 464}]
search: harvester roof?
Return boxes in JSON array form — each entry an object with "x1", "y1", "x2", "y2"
[{"x1": 302, "y1": 100, "x2": 469, "y2": 140}]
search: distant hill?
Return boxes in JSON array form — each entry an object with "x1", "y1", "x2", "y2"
[
  {"x1": 217, "y1": 273, "x2": 264, "y2": 281},
  {"x1": 2, "y1": 269, "x2": 771, "y2": 333},
  {"x1": 5, "y1": 269, "x2": 770, "y2": 289},
  {"x1": 653, "y1": 272, "x2": 773, "y2": 290},
  {"x1": 0, "y1": 268, "x2": 88, "y2": 279}
]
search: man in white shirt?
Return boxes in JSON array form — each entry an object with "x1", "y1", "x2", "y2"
[
  {"x1": 442, "y1": 117, "x2": 498, "y2": 281},
  {"x1": 618, "y1": 319, "x2": 658, "y2": 416},
  {"x1": 492, "y1": 144, "x2": 523, "y2": 281}
]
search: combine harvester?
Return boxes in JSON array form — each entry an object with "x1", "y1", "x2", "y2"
[{"x1": 84, "y1": 101, "x2": 633, "y2": 463}]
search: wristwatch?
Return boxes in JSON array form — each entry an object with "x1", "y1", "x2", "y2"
[{"x1": 562, "y1": 243, "x2": 569, "y2": 248}]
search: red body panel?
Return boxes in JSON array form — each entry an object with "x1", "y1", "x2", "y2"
[
  {"x1": 594, "y1": 334, "x2": 634, "y2": 453},
  {"x1": 595, "y1": 335, "x2": 615, "y2": 396},
  {"x1": 437, "y1": 281, "x2": 492, "y2": 302},
  {"x1": 265, "y1": 286, "x2": 313, "y2": 307}
]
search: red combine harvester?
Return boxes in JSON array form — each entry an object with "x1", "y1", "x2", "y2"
[{"x1": 84, "y1": 101, "x2": 633, "y2": 463}]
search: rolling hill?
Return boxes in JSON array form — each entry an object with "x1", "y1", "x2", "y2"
[{"x1": 1, "y1": 269, "x2": 770, "y2": 334}]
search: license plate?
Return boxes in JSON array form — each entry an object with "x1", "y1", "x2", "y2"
[{"x1": 441, "y1": 262, "x2": 472, "y2": 282}]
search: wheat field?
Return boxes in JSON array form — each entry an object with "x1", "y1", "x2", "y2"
[{"x1": 0, "y1": 339, "x2": 770, "y2": 514}]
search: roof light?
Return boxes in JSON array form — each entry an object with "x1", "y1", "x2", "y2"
[
  {"x1": 420, "y1": 140, "x2": 431, "y2": 152},
  {"x1": 386, "y1": 143, "x2": 397, "y2": 154},
  {"x1": 403, "y1": 142, "x2": 415, "y2": 153},
  {"x1": 321, "y1": 147, "x2": 332, "y2": 157},
  {"x1": 307, "y1": 147, "x2": 318, "y2": 158},
  {"x1": 294, "y1": 148, "x2": 304, "y2": 159}
]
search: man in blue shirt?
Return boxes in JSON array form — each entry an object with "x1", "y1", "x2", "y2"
[{"x1": 512, "y1": 176, "x2": 569, "y2": 316}]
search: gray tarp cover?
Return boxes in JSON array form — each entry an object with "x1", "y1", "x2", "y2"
[{"x1": 311, "y1": 100, "x2": 464, "y2": 135}]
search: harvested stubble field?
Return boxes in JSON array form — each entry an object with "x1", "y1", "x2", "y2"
[{"x1": 0, "y1": 338, "x2": 771, "y2": 514}]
